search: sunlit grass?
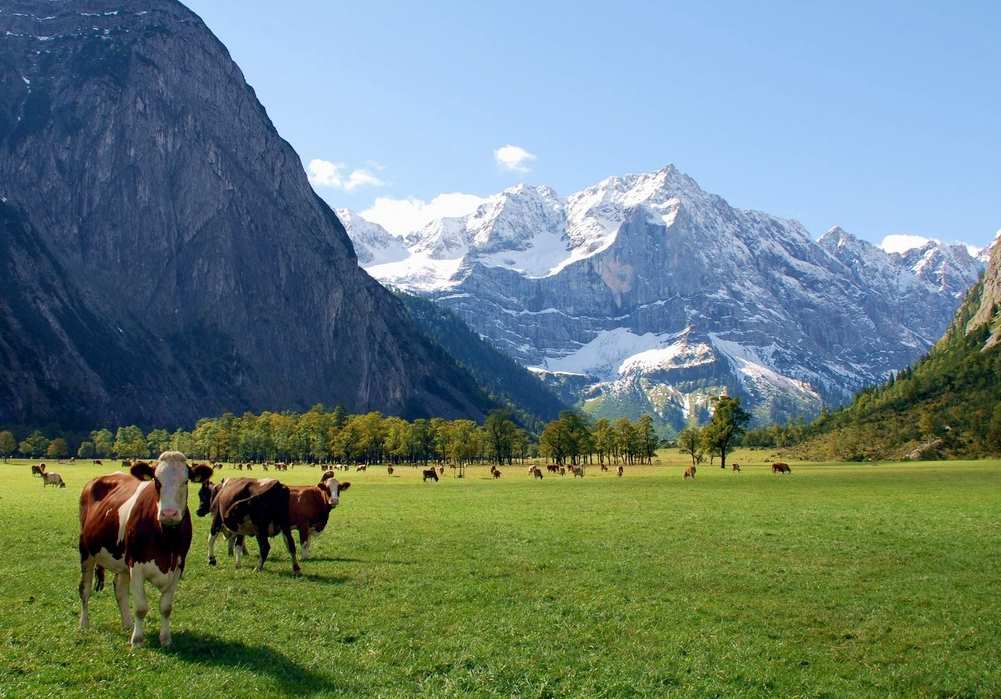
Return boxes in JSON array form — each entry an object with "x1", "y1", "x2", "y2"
[{"x1": 1, "y1": 451, "x2": 999, "y2": 697}]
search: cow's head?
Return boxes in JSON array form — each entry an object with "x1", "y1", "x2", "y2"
[
  {"x1": 131, "y1": 452, "x2": 214, "y2": 527},
  {"x1": 318, "y1": 470, "x2": 350, "y2": 509},
  {"x1": 196, "y1": 478, "x2": 219, "y2": 518}
]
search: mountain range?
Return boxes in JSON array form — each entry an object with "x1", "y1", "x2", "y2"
[
  {"x1": 340, "y1": 166, "x2": 989, "y2": 433},
  {"x1": 0, "y1": 0, "x2": 495, "y2": 429}
]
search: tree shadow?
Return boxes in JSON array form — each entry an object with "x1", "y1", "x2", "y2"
[{"x1": 164, "y1": 631, "x2": 341, "y2": 695}]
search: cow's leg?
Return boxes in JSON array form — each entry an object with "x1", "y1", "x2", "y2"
[
  {"x1": 157, "y1": 572, "x2": 179, "y2": 647},
  {"x1": 129, "y1": 567, "x2": 149, "y2": 647},
  {"x1": 299, "y1": 527, "x2": 311, "y2": 560},
  {"x1": 283, "y1": 528, "x2": 301, "y2": 576},
  {"x1": 207, "y1": 515, "x2": 222, "y2": 565},
  {"x1": 78, "y1": 553, "x2": 95, "y2": 629},
  {"x1": 255, "y1": 532, "x2": 271, "y2": 572},
  {"x1": 115, "y1": 570, "x2": 132, "y2": 630}
]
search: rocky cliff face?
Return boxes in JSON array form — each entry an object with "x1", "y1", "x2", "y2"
[
  {"x1": 343, "y1": 166, "x2": 986, "y2": 433},
  {"x1": 966, "y1": 238, "x2": 1001, "y2": 349},
  {"x1": 0, "y1": 0, "x2": 492, "y2": 428}
]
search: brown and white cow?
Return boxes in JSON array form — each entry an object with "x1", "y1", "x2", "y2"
[
  {"x1": 43, "y1": 471, "x2": 65, "y2": 487},
  {"x1": 78, "y1": 452, "x2": 213, "y2": 647},
  {"x1": 288, "y1": 471, "x2": 351, "y2": 560}
]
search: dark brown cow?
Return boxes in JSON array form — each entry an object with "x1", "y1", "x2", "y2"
[
  {"x1": 78, "y1": 452, "x2": 213, "y2": 647},
  {"x1": 772, "y1": 462, "x2": 791, "y2": 474},
  {"x1": 203, "y1": 477, "x2": 301, "y2": 574},
  {"x1": 490, "y1": 465, "x2": 502, "y2": 478},
  {"x1": 546, "y1": 464, "x2": 560, "y2": 473},
  {"x1": 422, "y1": 469, "x2": 439, "y2": 482},
  {"x1": 616, "y1": 466, "x2": 624, "y2": 477},
  {"x1": 288, "y1": 471, "x2": 351, "y2": 559},
  {"x1": 559, "y1": 466, "x2": 566, "y2": 477},
  {"x1": 387, "y1": 466, "x2": 394, "y2": 476},
  {"x1": 600, "y1": 464, "x2": 609, "y2": 472}
]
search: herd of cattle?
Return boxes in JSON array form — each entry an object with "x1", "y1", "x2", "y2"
[{"x1": 23, "y1": 453, "x2": 794, "y2": 647}]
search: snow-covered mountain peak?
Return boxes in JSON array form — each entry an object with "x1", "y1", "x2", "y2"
[{"x1": 335, "y1": 209, "x2": 409, "y2": 266}]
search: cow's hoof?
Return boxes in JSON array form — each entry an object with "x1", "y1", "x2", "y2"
[
  {"x1": 130, "y1": 635, "x2": 145, "y2": 648},
  {"x1": 292, "y1": 567, "x2": 302, "y2": 577},
  {"x1": 208, "y1": 556, "x2": 217, "y2": 566},
  {"x1": 159, "y1": 634, "x2": 172, "y2": 647}
]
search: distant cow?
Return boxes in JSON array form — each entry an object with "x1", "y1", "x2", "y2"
[
  {"x1": 78, "y1": 453, "x2": 213, "y2": 646},
  {"x1": 559, "y1": 466, "x2": 566, "y2": 477},
  {"x1": 600, "y1": 464, "x2": 609, "y2": 472},
  {"x1": 42, "y1": 471, "x2": 65, "y2": 488},
  {"x1": 31, "y1": 463, "x2": 46, "y2": 477},
  {"x1": 531, "y1": 466, "x2": 543, "y2": 479},
  {"x1": 356, "y1": 465, "x2": 367, "y2": 472},
  {"x1": 387, "y1": 466, "x2": 394, "y2": 476},
  {"x1": 684, "y1": 466, "x2": 697, "y2": 479},
  {"x1": 203, "y1": 477, "x2": 302, "y2": 574},
  {"x1": 572, "y1": 466, "x2": 584, "y2": 478},
  {"x1": 422, "y1": 469, "x2": 439, "y2": 482},
  {"x1": 772, "y1": 463, "x2": 791, "y2": 474},
  {"x1": 438, "y1": 467, "x2": 445, "y2": 476},
  {"x1": 546, "y1": 464, "x2": 560, "y2": 473},
  {"x1": 732, "y1": 463, "x2": 741, "y2": 473},
  {"x1": 490, "y1": 465, "x2": 502, "y2": 478},
  {"x1": 616, "y1": 466, "x2": 624, "y2": 477}
]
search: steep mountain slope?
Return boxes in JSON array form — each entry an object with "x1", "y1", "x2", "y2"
[
  {"x1": 393, "y1": 292, "x2": 566, "y2": 427},
  {"x1": 344, "y1": 166, "x2": 985, "y2": 433},
  {"x1": 0, "y1": 1, "x2": 493, "y2": 428},
  {"x1": 804, "y1": 241, "x2": 1001, "y2": 459}
]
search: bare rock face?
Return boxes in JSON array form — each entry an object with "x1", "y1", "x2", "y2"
[
  {"x1": 0, "y1": 1, "x2": 491, "y2": 428},
  {"x1": 966, "y1": 239, "x2": 1001, "y2": 349}
]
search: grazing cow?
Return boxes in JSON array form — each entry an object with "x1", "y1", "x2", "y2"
[
  {"x1": 684, "y1": 466, "x2": 697, "y2": 479},
  {"x1": 422, "y1": 469, "x2": 439, "y2": 482},
  {"x1": 438, "y1": 466, "x2": 445, "y2": 476},
  {"x1": 203, "y1": 477, "x2": 302, "y2": 574},
  {"x1": 601, "y1": 464, "x2": 609, "y2": 472},
  {"x1": 245, "y1": 464, "x2": 253, "y2": 471},
  {"x1": 262, "y1": 464, "x2": 269, "y2": 471},
  {"x1": 355, "y1": 465, "x2": 367, "y2": 472},
  {"x1": 387, "y1": 466, "x2": 394, "y2": 476},
  {"x1": 572, "y1": 466, "x2": 584, "y2": 478},
  {"x1": 43, "y1": 472, "x2": 65, "y2": 488},
  {"x1": 616, "y1": 466, "x2": 624, "y2": 477},
  {"x1": 93, "y1": 459, "x2": 102, "y2": 465},
  {"x1": 559, "y1": 466, "x2": 566, "y2": 477},
  {"x1": 78, "y1": 453, "x2": 213, "y2": 646},
  {"x1": 531, "y1": 466, "x2": 543, "y2": 480},
  {"x1": 772, "y1": 463, "x2": 791, "y2": 474},
  {"x1": 31, "y1": 463, "x2": 46, "y2": 477},
  {"x1": 492, "y1": 468, "x2": 502, "y2": 479},
  {"x1": 546, "y1": 464, "x2": 560, "y2": 473},
  {"x1": 288, "y1": 471, "x2": 351, "y2": 559},
  {"x1": 732, "y1": 463, "x2": 742, "y2": 473}
]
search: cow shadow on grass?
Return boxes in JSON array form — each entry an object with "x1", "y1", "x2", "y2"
[{"x1": 166, "y1": 631, "x2": 341, "y2": 695}]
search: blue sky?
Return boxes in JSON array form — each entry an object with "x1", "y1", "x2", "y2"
[{"x1": 184, "y1": 0, "x2": 1000, "y2": 248}]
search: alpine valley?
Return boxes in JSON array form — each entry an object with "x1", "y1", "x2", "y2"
[{"x1": 340, "y1": 166, "x2": 989, "y2": 434}]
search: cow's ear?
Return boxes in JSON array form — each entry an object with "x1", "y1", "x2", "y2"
[
  {"x1": 338, "y1": 481, "x2": 351, "y2": 492},
  {"x1": 189, "y1": 464, "x2": 214, "y2": 483},
  {"x1": 130, "y1": 461, "x2": 155, "y2": 481}
]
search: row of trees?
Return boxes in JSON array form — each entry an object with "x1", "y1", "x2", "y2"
[{"x1": 1, "y1": 397, "x2": 758, "y2": 467}]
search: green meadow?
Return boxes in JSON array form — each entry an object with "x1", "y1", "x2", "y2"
[{"x1": 1, "y1": 451, "x2": 999, "y2": 697}]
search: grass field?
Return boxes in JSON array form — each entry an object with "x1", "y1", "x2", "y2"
[{"x1": 1, "y1": 450, "x2": 1000, "y2": 697}]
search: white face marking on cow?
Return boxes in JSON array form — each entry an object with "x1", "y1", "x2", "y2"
[
  {"x1": 155, "y1": 452, "x2": 190, "y2": 527},
  {"x1": 321, "y1": 478, "x2": 340, "y2": 508}
]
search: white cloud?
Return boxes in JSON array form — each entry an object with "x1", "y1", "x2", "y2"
[
  {"x1": 307, "y1": 159, "x2": 384, "y2": 192},
  {"x1": 880, "y1": 233, "x2": 932, "y2": 254},
  {"x1": 360, "y1": 192, "x2": 487, "y2": 236},
  {"x1": 494, "y1": 144, "x2": 536, "y2": 173}
]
